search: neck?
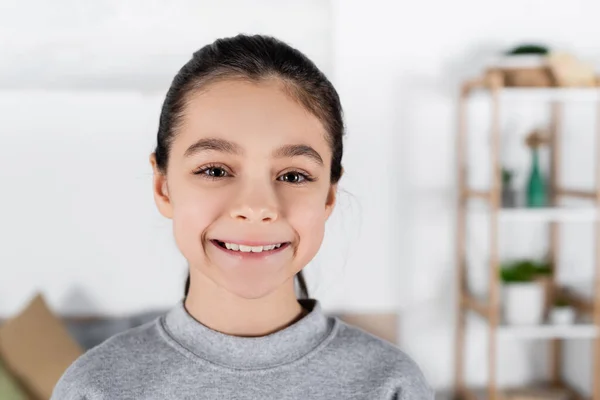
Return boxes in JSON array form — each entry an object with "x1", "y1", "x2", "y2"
[{"x1": 184, "y1": 268, "x2": 307, "y2": 337}]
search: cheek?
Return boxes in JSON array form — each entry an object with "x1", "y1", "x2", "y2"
[
  {"x1": 171, "y1": 185, "x2": 227, "y2": 255},
  {"x1": 285, "y1": 193, "x2": 328, "y2": 256}
]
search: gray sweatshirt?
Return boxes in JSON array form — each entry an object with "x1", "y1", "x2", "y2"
[{"x1": 51, "y1": 298, "x2": 434, "y2": 399}]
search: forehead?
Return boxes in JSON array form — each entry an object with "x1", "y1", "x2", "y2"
[{"x1": 174, "y1": 79, "x2": 330, "y2": 152}]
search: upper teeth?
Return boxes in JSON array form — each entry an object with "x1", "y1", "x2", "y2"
[{"x1": 224, "y1": 242, "x2": 283, "y2": 252}]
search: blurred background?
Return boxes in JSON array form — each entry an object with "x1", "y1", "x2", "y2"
[{"x1": 2, "y1": 0, "x2": 600, "y2": 399}]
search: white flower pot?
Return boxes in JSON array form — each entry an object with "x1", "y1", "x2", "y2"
[
  {"x1": 502, "y1": 282, "x2": 545, "y2": 326},
  {"x1": 492, "y1": 54, "x2": 548, "y2": 69},
  {"x1": 549, "y1": 307, "x2": 576, "y2": 325}
]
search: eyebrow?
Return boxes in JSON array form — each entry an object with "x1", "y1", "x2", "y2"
[
  {"x1": 184, "y1": 138, "x2": 243, "y2": 158},
  {"x1": 273, "y1": 144, "x2": 324, "y2": 166},
  {"x1": 184, "y1": 137, "x2": 323, "y2": 166}
]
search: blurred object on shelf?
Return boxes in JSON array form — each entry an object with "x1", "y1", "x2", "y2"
[
  {"x1": 493, "y1": 43, "x2": 553, "y2": 87},
  {"x1": 498, "y1": 65, "x2": 554, "y2": 88},
  {"x1": 502, "y1": 282, "x2": 546, "y2": 325},
  {"x1": 486, "y1": 43, "x2": 599, "y2": 88},
  {"x1": 524, "y1": 129, "x2": 550, "y2": 149},
  {"x1": 549, "y1": 298, "x2": 576, "y2": 325},
  {"x1": 548, "y1": 52, "x2": 598, "y2": 87},
  {"x1": 502, "y1": 168, "x2": 518, "y2": 208},
  {"x1": 502, "y1": 67, "x2": 554, "y2": 88},
  {"x1": 525, "y1": 129, "x2": 549, "y2": 208},
  {"x1": 506, "y1": 44, "x2": 550, "y2": 56},
  {"x1": 500, "y1": 258, "x2": 552, "y2": 326}
]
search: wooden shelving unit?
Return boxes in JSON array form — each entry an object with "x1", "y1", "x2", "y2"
[{"x1": 454, "y1": 71, "x2": 600, "y2": 400}]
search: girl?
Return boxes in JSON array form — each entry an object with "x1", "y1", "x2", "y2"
[{"x1": 52, "y1": 34, "x2": 433, "y2": 399}]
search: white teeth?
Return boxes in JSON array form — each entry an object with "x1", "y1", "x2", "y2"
[
  {"x1": 221, "y1": 242, "x2": 285, "y2": 252},
  {"x1": 239, "y1": 245, "x2": 252, "y2": 252}
]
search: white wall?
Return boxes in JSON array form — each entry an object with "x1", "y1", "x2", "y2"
[
  {"x1": 2, "y1": 0, "x2": 600, "y2": 394},
  {"x1": 0, "y1": 0, "x2": 333, "y2": 91}
]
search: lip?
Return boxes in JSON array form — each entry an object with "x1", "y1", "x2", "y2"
[
  {"x1": 209, "y1": 239, "x2": 291, "y2": 258},
  {"x1": 210, "y1": 239, "x2": 289, "y2": 247}
]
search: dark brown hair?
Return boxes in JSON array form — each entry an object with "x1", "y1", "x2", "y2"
[{"x1": 153, "y1": 34, "x2": 344, "y2": 300}]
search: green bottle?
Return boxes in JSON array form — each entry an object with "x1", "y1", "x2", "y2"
[{"x1": 526, "y1": 148, "x2": 546, "y2": 207}]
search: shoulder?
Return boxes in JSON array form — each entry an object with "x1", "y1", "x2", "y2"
[
  {"x1": 51, "y1": 317, "x2": 168, "y2": 399},
  {"x1": 329, "y1": 319, "x2": 434, "y2": 399}
]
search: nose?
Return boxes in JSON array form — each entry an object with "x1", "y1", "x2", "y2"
[{"x1": 229, "y1": 182, "x2": 279, "y2": 223}]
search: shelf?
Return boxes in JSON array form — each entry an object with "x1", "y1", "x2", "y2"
[
  {"x1": 463, "y1": 290, "x2": 598, "y2": 340},
  {"x1": 470, "y1": 86, "x2": 600, "y2": 102},
  {"x1": 457, "y1": 75, "x2": 600, "y2": 399},
  {"x1": 464, "y1": 304, "x2": 598, "y2": 340},
  {"x1": 497, "y1": 323, "x2": 598, "y2": 340},
  {"x1": 460, "y1": 383, "x2": 587, "y2": 400},
  {"x1": 499, "y1": 208, "x2": 598, "y2": 222},
  {"x1": 468, "y1": 204, "x2": 599, "y2": 222},
  {"x1": 462, "y1": 293, "x2": 489, "y2": 319}
]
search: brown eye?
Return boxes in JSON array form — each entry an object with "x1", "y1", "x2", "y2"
[
  {"x1": 206, "y1": 167, "x2": 227, "y2": 178},
  {"x1": 278, "y1": 171, "x2": 306, "y2": 184},
  {"x1": 194, "y1": 166, "x2": 230, "y2": 179}
]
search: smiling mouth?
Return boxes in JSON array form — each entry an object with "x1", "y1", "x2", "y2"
[{"x1": 211, "y1": 240, "x2": 290, "y2": 253}]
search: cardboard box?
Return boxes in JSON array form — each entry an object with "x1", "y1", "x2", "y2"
[{"x1": 0, "y1": 294, "x2": 83, "y2": 400}]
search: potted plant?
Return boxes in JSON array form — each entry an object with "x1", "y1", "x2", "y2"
[
  {"x1": 500, "y1": 259, "x2": 551, "y2": 325},
  {"x1": 495, "y1": 44, "x2": 554, "y2": 87},
  {"x1": 549, "y1": 298, "x2": 576, "y2": 325}
]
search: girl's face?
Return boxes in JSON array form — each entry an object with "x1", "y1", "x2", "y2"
[{"x1": 151, "y1": 79, "x2": 337, "y2": 299}]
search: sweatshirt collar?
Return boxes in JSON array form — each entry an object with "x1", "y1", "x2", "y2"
[{"x1": 162, "y1": 298, "x2": 335, "y2": 370}]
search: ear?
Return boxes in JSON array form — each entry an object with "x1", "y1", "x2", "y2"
[
  {"x1": 149, "y1": 153, "x2": 174, "y2": 219},
  {"x1": 324, "y1": 167, "x2": 343, "y2": 220},
  {"x1": 325, "y1": 185, "x2": 337, "y2": 220}
]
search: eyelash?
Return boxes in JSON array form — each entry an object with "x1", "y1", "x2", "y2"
[{"x1": 192, "y1": 164, "x2": 316, "y2": 184}]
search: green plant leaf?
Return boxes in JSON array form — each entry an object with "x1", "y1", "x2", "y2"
[
  {"x1": 554, "y1": 298, "x2": 570, "y2": 308},
  {"x1": 502, "y1": 168, "x2": 513, "y2": 185},
  {"x1": 500, "y1": 258, "x2": 553, "y2": 283},
  {"x1": 506, "y1": 44, "x2": 549, "y2": 55}
]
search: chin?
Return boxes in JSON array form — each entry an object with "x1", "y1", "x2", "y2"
[
  {"x1": 224, "y1": 281, "x2": 280, "y2": 300},
  {"x1": 230, "y1": 287, "x2": 275, "y2": 300}
]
